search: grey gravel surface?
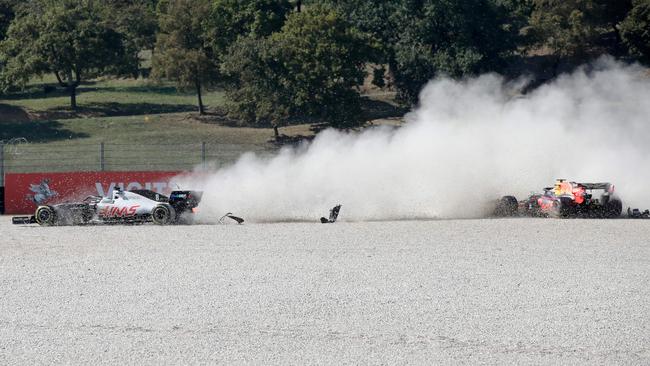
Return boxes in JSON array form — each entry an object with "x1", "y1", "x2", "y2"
[{"x1": 0, "y1": 216, "x2": 649, "y2": 365}]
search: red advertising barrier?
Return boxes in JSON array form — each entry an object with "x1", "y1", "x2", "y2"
[{"x1": 4, "y1": 171, "x2": 183, "y2": 214}]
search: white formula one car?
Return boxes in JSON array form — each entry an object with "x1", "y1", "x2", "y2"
[{"x1": 12, "y1": 187, "x2": 202, "y2": 226}]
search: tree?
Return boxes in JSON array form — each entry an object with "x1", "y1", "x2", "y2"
[
  {"x1": 312, "y1": 0, "x2": 394, "y2": 46},
  {"x1": 0, "y1": 0, "x2": 17, "y2": 89},
  {"x1": 221, "y1": 36, "x2": 287, "y2": 135},
  {"x1": 0, "y1": 0, "x2": 17, "y2": 41},
  {"x1": 528, "y1": 0, "x2": 633, "y2": 60},
  {"x1": 0, "y1": 0, "x2": 133, "y2": 108},
  {"x1": 620, "y1": 0, "x2": 650, "y2": 64},
  {"x1": 101, "y1": 0, "x2": 159, "y2": 76},
  {"x1": 221, "y1": 6, "x2": 371, "y2": 134},
  {"x1": 152, "y1": 0, "x2": 216, "y2": 114},
  {"x1": 391, "y1": 0, "x2": 519, "y2": 103},
  {"x1": 205, "y1": 0, "x2": 292, "y2": 66},
  {"x1": 316, "y1": 0, "x2": 399, "y2": 90},
  {"x1": 602, "y1": 0, "x2": 634, "y2": 35},
  {"x1": 495, "y1": 0, "x2": 535, "y2": 45},
  {"x1": 318, "y1": 0, "x2": 520, "y2": 104}
]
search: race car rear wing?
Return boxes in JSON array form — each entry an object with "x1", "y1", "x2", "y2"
[
  {"x1": 578, "y1": 183, "x2": 613, "y2": 191},
  {"x1": 544, "y1": 182, "x2": 615, "y2": 194},
  {"x1": 169, "y1": 190, "x2": 202, "y2": 202},
  {"x1": 169, "y1": 190, "x2": 203, "y2": 214},
  {"x1": 579, "y1": 183, "x2": 614, "y2": 192}
]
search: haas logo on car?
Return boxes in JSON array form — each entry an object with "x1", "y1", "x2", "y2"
[{"x1": 99, "y1": 205, "x2": 140, "y2": 218}]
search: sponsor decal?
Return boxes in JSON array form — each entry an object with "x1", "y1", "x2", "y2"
[
  {"x1": 95, "y1": 182, "x2": 171, "y2": 196},
  {"x1": 4, "y1": 171, "x2": 183, "y2": 214},
  {"x1": 99, "y1": 205, "x2": 141, "y2": 218}
]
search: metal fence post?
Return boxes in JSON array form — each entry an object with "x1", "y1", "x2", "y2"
[
  {"x1": 99, "y1": 142, "x2": 105, "y2": 171},
  {"x1": 201, "y1": 142, "x2": 206, "y2": 170},
  {"x1": 0, "y1": 142, "x2": 3, "y2": 214},
  {"x1": 0, "y1": 141, "x2": 4, "y2": 187}
]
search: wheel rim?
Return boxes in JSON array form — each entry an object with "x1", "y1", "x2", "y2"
[
  {"x1": 154, "y1": 207, "x2": 168, "y2": 222},
  {"x1": 37, "y1": 208, "x2": 51, "y2": 222}
]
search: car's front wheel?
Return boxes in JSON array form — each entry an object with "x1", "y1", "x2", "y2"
[{"x1": 35, "y1": 206, "x2": 57, "y2": 226}]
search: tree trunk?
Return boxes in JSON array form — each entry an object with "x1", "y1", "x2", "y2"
[
  {"x1": 196, "y1": 80, "x2": 205, "y2": 115},
  {"x1": 69, "y1": 85, "x2": 77, "y2": 110},
  {"x1": 54, "y1": 70, "x2": 80, "y2": 110},
  {"x1": 611, "y1": 24, "x2": 624, "y2": 55},
  {"x1": 296, "y1": 0, "x2": 301, "y2": 12},
  {"x1": 273, "y1": 125, "x2": 280, "y2": 139}
]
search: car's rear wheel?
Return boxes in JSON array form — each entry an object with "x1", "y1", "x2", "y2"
[
  {"x1": 547, "y1": 200, "x2": 561, "y2": 218},
  {"x1": 494, "y1": 196, "x2": 518, "y2": 217},
  {"x1": 552, "y1": 197, "x2": 575, "y2": 218},
  {"x1": 152, "y1": 205, "x2": 173, "y2": 225},
  {"x1": 35, "y1": 206, "x2": 56, "y2": 226},
  {"x1": 80, "y1": 207, "x2": 93, "y2": 224}
]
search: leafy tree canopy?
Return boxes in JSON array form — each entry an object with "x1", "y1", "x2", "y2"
[
  {"x1": 0, "y1": 0, "x2": 134, "y2": 108},
  {"x1": 391, "y1": 0, "x2": 519, "y2": 103},
  {"x1": 0, "y1": 0, "x2": 18, "y2": 86},
  {"x1": 620, "y1": 0, "x2": 650, "y2": 64},
  {"x1": 222, "y1": 5, "x2": 371, "y2": 131},
  {"x1": 152, "y1": 0, "x2": 216, "y2": 114},
  {"x1": 0, "y1": 0, "x2": 17, "y2": 41},
  {"x1": 101, "y1": 0, "x2": 159, "y2": 75},
  {"x1": 529, "y1": 0, "x2": 633, "y2": 59},
  {"x1": 316, "y1": 0, "x2": 399, "y2": 62},
  {"x1": 206, "y1": 0, "x2": 293, "y2": 63}
]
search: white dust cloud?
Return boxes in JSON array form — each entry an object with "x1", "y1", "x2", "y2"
[{"x1": 178, "y1": 57, "x2": 650, "y2": 222}]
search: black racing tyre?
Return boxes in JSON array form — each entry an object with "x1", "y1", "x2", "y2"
[
  {"x1": 80, "y1": 207, "x2": 94, "y2": 224},
  {"x1": 151, "y1": 205, "x2": 173, "y2": 225},
  {"x1": 552, "y1": 197, "x2": 575, "y2": 218},
  {"x1": 603, "y1": 197, "x2": 623, "y2": 218},
  {"x1": 547, "y1": 200, "x2": 561, "y2": 218},
  {"x1": 35, "y1": 206, "x2": 57, "y2": 226},
  {"x1": 495, "y1": 196, "x2": 518, "y2": 217}
]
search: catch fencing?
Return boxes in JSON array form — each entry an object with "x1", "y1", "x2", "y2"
[{"x1": 0, "y1": 140, "x2": 275, "y2": 181}]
